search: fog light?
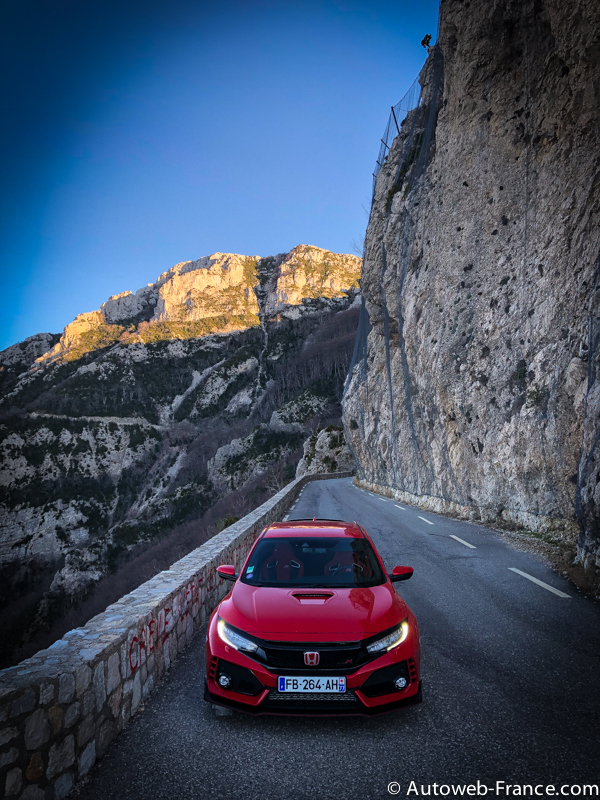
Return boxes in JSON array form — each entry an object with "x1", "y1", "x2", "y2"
[
  {"x1": 218, "y1": 673, "x2": 231, "y2": 688},
  {"x1": 394, "y1": 676, "x2": 408, "y2": 690}
]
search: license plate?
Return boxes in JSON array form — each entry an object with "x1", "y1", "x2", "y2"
[{"x1": 277, "y1": 676, "x2": 346, "y2": 693}]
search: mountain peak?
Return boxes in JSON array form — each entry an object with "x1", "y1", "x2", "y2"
[{"x1": 24, "y1": 246, "x2": 360, "y2": 367}]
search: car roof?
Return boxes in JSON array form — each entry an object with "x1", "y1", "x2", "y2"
[{"x1": 262, "y1": 520, "x2": 365, "y2": 539}]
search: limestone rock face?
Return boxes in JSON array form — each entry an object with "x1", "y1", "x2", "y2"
[
  {"x1": 343, "y1": 0, "x2": 600, "y2": 566},
  {"x1": 261, "y1": 245, "x2": 362, "y2": 317},
  {"x1": 100, "y1": 253, "x2": 258, "y2": 325},
  {"x1": 0, "y1": 334, "x2": 60, "y2": 371},
  {"x1": 208, "y1": 424, "x2": 305, "y2": 493},
  {"x1": 42, "y1": 312, "x2": 106, "y2": 362},
  {"x1": 269, "y1": 391, "x2": 330, "y2": 432},
  {"x1": 296, "y1": 427, "x2": 354, "y2": 478},
  {"x1": 101, "y1": 288, "x2": 158, "y2": 324},
  {"x1": 0, "y1": 416, "x2": 160, "y2": 565},
  {"x1": 0, "y1": 333, "x2": 61, "y2": 394},
  {"x1": 32, "y1": 246, "x2": 360, "y2": 365},
  {"x1": 151, "y1": 253, "x2": 259, "y2": 323}
]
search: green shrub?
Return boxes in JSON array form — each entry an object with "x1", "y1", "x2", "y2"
[
  {"x1": 527, "y1": 385, "x2": 549, "y2": 408},
  {"x1": 64, "y1": 324, "x2": 124, "y2": 361},
  {"x1": 137, "y1": 314, "x2": 259, "y2": 344},
  {"x1": 511, "y1": 359, "x2": 527, "y2": 391}
]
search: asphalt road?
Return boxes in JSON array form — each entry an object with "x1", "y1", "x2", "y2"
[{"x1": 73, "y1": 478, "x2": 600, "y2": 800}]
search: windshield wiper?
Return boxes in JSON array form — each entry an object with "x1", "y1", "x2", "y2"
[{"x1": 242, "y1": 581, "x2": 375, "y2": 588}]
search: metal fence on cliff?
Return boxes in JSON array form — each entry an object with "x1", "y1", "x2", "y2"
[
  {"x1": 344, "y1": 46, "x2": 445, "y2": 488},
  {"x1": 372, "y1": 75, "x2": 422, "y2": 197}
]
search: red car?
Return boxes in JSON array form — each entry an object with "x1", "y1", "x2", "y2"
[{"x1": 204, "y1": 519, "x2": 422, "y2": 715}]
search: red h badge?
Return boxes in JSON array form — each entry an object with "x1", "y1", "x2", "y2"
[{"x1": 304, "y1": 651, "x2": 320, "y2": 666}]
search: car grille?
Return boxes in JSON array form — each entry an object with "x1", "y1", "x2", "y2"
[
  {"x1": 258, "y1": 642, "x2": 365, "y2": 673},
  {"x1": 263, "y1": 690, "x2": 360, "y2": 713}
]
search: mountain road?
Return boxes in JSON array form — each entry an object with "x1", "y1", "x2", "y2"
[{"x1": 72, "y1": 477, "x2": 600, "y2": 800}]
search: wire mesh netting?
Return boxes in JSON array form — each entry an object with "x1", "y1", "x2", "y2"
[
  {"x1": 344, "y1": 71, "x2": 425, "y2": 401},
  {"x1": 345, "y1": 47, "x2": 443, "y2": 407},
  {"x1": 344, "y1": 295, "x2": 371, "y2": 396},
  {"x1": 344, "y1": 46, "x2": 445, "y2": 488},
  {"x1": 372, "y1": 76, "x2": 422, "y2": 198}
]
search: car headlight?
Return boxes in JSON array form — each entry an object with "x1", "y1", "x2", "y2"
[
  {"x1": 366, "y1": 619, "x2": 409, "y2": 654},
  {"x1": 217, "y1": 618, "x2": 258, "y2": 653}
]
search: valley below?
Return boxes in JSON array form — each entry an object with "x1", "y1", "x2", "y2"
[{"x1": 0, "y1": 245, "x2": 359, "y2": 667}]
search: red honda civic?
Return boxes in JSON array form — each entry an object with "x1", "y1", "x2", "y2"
[{"x1": 204, "y1": 519, "x2": 422, "y2": 715}]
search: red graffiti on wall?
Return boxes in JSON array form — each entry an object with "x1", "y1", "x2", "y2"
[{"x1": 127, "y1": 578, "x2": 205, "y2": 674}]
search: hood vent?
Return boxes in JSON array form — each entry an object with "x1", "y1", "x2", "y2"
[{"x1": 292, "y1": 592, "x2": 335, "y2": 602}]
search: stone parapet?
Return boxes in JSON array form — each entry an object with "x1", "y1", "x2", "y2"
[{"x1": 0, "y1": 472, "x2": 351, "y2": 799}]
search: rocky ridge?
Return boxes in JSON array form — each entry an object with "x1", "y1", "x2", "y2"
[
  {"x1": 25, "y1": 245, "x2": 359, "y2": 367},
  {"x1": 343, "y1": 0, "x2": 600, "y2": 576}
]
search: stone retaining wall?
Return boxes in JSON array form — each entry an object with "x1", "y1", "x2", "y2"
[{"x1": 0, "y1": 472, "x2": 352, "y2": 799}]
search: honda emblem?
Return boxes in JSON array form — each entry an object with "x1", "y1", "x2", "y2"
[{"x1": 304, "y1": 651, "x2": 320, "y2": 666}]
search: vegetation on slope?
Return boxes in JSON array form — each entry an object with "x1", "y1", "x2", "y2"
[{"x1": 0, "y1": 297, "x2": 360, "y2": 667}]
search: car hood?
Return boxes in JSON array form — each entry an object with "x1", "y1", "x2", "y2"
[{"x1": 219, "y1": 582, "x2": 408, "y2": 641}]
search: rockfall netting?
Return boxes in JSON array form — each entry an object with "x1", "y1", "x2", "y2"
[
  {"x1": 344, "y1": 45, "x2": 444, "y2": 412},
  {"x1": 372, "y1": 75, "x2": 422, "y2": 198}
]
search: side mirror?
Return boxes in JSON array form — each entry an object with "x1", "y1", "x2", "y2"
[
  {"x1": 389, "y1": 566, "x2": 414, "y2": 582},
  {"x1": 217, "y1": 565, "x2": 237, "y2": 582}
]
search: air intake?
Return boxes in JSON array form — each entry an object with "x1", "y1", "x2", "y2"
[{"x1": 292, "y1": 592, "x2": 334, "y2": 601}]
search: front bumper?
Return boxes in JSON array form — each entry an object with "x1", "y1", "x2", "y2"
[{"x1": 205, "y1": 619, "x2": 422, "y2": 716}]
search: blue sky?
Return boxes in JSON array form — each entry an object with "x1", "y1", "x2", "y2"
[{"x1": 0, "y1": 0, "x2": 439, "y2": 349}]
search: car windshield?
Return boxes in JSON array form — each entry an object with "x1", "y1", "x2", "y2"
[{"x1": 240, "y1": 536, "x2": 386, "y2": 588}]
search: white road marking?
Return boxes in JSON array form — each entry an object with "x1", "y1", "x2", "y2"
[
  {"x1": 508, "y1": 568, "x2": 571, "y2": 598},
  {"x1": 450, "y1": 534, "x2": 476, "y2": 549},
  {"x1": 394, "y1": 504, "x2": 406, "y2": 511},
  {"x1": 418, "y1": 516, "x2": 434, "y2": 525},
  {"x1": 378, "y1": 497, "x2": 387, "y2": 502}
]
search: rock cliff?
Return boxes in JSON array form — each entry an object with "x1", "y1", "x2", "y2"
[
  {"x1": 343, "y1": 0, "x2": 600, "y2": 572},
  {"x1": 0, "y1": 334, "x2": 61, "y2": 395},
  {"x1": 295, "y1": 426, "x2": 354, "y2": 478},
  {"x1": 0, "y1": 245, "x2": 360, "y2": 665}
]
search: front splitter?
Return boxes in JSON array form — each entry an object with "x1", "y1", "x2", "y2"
[{"x1": 204, "y1": 680, "x2": 423, "y2": 717}]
